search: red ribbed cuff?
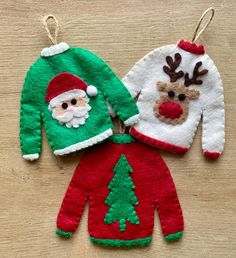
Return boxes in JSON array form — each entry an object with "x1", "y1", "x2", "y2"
[{"x1": 204, "y1": 151, "x2": 221, "y2": 160}]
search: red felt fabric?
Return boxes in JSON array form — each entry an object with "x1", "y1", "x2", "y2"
[
  {"x1": 130, "y1": 128, "x2": 188, "y2": 155},
  {"x1": 178, "y1": 39, "x2": 205, "y2": 55},
  {"x1": 46, "y1": 72, "x2": 88, "y2": 102},
  {"x1": 159, "y1": 101, "x2": 183, "y2": 119},
  {"x1": 204, "y1": 151, "x2": 221, "y2": 159},
  {"x1": 57, "y1": 138, "x2": 184, "y2": 240}
]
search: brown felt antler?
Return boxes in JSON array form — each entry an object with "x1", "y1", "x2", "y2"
[
  {"x1": 184, "y1": 61, "x2": 208, "y2": 86},
  {"x1": 163, "y1": 53, "x2": 184, "y2": 82}
]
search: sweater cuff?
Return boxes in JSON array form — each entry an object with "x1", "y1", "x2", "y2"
[
  {"x1": 165, "y1": 231, "x2": 183, "y2": 241},
  {"x1": 23, "y1": 153, "x2": 39, "y2": 161},
  {"x1": 204, "y1": 151, "x2": 221, "y2": 160},
  {"x1": 123, "y1": 114, "x2": 140, "y2": 126},
  {"x1": 56, "y1": 228, "x2": 73, "y2": 238}
]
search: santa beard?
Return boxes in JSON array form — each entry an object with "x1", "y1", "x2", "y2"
[{"x1": 51, "y1": 104, "x2": 91, "y2": 128}]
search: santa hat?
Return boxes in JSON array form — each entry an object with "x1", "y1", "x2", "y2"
[{"x1": 46, "y1": 72, "x2": 97, "y2": 104}]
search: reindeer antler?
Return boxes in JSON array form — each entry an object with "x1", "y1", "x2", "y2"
[
  {"x1": 184, "y1": 61, "x2": 208, "y2": 86},
  {"x1": 163, "y1": 53, "x2": 184, "y2": 82}
]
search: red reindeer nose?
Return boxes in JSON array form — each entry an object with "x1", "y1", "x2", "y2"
[{"x1": 159, "y1": 101, "x2": 183, "y2": 119}]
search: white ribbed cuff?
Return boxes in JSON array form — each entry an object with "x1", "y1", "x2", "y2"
[
  {"x1": 23, "y1": 153, "x2": 39, "y2": 161},
  {"x1": 124, "y1": 114, "x2": 140, "y2": 126}
]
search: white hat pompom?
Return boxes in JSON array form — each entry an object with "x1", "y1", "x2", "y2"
[{"x1": 87, "y1": 85, "x2": 97, "y2": 97}]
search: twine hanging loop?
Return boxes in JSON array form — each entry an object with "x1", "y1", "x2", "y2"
[
  {"x1": 42, "y1": 14, "x2": 59, "y2": 45},
  {"x1": 192, "y1": 7, "x2": 215, "y2": 42}
]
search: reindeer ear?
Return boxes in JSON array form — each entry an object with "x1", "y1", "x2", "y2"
[
  {"x1": 157, "y1": 81, "x2": 167, "y2": 91},
  {"x1": 188, "y1": 89, "x2": 200, "y2": 99}
]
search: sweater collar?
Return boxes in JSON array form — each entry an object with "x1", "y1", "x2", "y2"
[
  {"x1": 41, "y1": 42, "x2": 70, "y2": 57},
  {"x1": 109, "y1": 134, "x2": 136, "y2": 144},
  {"x1": 177, "y1": 39, "x2": 205, "y2": 55}
]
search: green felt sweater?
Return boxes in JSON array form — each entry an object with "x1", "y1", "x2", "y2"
[{"x1": 20, "y1": 42, "x2": 139, "y2": 160}]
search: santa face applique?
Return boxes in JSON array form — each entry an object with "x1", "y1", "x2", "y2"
[
  {"x1": 154, "y1": 53, "x2": 208, "y2": 125},
  {"x1": 46, "y1": 72, "x2": 97, "y2": 128}
]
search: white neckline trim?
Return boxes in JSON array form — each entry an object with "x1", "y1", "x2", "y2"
[
  {"x1": 41, "y1": 42, "x2": 70, "y2": 57},
  {"x1": 54, "y1": 128, "x2": 113, "y2": 155}
]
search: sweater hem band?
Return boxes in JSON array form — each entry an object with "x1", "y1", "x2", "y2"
[
  {"x1": 54, "y1": 128, "x2": 113, "y2": 155},
  {"x1": 130, "y1": 128, "x2": 188, "y2": 154},
  {"x1": 90, "y1": 236, "x2": 152, "y2": 247}
]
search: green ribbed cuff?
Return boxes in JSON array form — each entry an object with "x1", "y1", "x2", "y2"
[
  {"x1": 165, "y1": 231, "x2": 183, "y2": 241},
  {"x1": 56, "y1": 228, "x2": 73, "y2": 238}
]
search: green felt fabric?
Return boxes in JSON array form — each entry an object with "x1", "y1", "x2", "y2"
[
  {"x1": 90, "y1": 236, "x2": 152, "y2": 247},
  {"x1": 109, "y1": 134, "x2": 136, "y2": 144},
  {"x1": 165, "y1": 231, "x2": 183, "y2": 241},
  {"x1": 104, "y1": 154, "x2": 140, "y2": 231},
  {"x1": 56, "y1": 228, "x2": 72, "y2": 238},
  {"x1": 20, "y1": 46, "x2": 139, "y2": 156}
]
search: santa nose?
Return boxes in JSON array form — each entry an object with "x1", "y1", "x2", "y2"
[
  {"x1": 159, "y1": 101, "x2": 183, "y2": 119},
  {"x1": 66, "y1": 106, "x2": 75, "y2": 111}
]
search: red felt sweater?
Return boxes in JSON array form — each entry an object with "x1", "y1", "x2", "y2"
[{"x1": 56, "y1": 134, "x2": 184, "y2": 247}]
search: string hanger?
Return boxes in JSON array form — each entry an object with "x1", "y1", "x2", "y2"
[
  {"x1": 42, "y1": 14, "x2": 59, "y2": 45},
  {"x1": 191, "y1": 7, "x2": 215, "y2": 42}
]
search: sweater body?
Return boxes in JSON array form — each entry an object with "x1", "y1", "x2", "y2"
[
  {"x1": 123, "y1": 41, "x2": 225, "y2": 157},
  {"x1": 57, "y1": 135, "x2": 184, "y2": 247},
  {"x1": 20, "y1": 44, "x2": 139, "y2": 159}
]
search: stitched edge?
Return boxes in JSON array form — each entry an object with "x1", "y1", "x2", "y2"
[
  {"x1": 90, "y1": 236, "x2": 152, "y2": 247},
  {"x1": 22, "y1": 153, "x2": 39, "y2": 161},
  {"x1": 104, "y1": 155, "x2": 140, "y2": 231},
  {"x1": 130, "y1": 128, "x2": 188, "y2": 154},
  {"x1": 41, "y1": 42, "x2": 70, "y2": 57},
  {"x1": 165, "y1": 231, "x2": 183, "y2": 241},
  {"x1": 124, "y1": 114, "x2": 140, "y2": 126},
  {"x1": 56, "y1": 228, "x2": 72, "y2": 238},
  {"x1": 54, "y1": 128, "x2": 113, "y2": 155},
  {"x1": 109, "y1": 134, "x2": 136, "y2": 144},
  {"x1": 203, "y1": 151, "x2": 221, "y2": 159}
]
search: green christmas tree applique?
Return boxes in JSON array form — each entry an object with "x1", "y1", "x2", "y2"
[{"x1": 104, "y1": 154, "x2": 140, "y2": 231}]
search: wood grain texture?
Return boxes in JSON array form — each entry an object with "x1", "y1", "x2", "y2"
[{"x1": 0, "y1": 0, "x2": 235, "y2": 257}]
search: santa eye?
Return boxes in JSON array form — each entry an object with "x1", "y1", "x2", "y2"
[
  {"x1": 71, "y1": 98, "x2": 77, "y2": 105},
  {"x1": 62, "y1": 103, "x2": 68, "y2": 109},
  {"x1": 168, "y1": 90, "x2": 175, "y2": 98},
  {"x1": 178, "y1": 94, "x2": 186, "y2": 101}
]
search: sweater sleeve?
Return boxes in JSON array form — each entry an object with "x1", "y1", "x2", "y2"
[
  {"x1": 20, "y1": 68, "x2": 42, "y2": 160},
  {"x1": 56, "y1": 146, "x2": 103, "y2": 236},
  {"x1": 77, "y1": 49, "x2": 139, "y2": 126},
  {"x1": 202, "y1": 66, "x2": 225, "y2": 159},
  {"x1": 153, "y1": 156, "x2": 184, "y2": 239},
  {"x1": 122, "y1": 50, "x2": 156, "y2": 99},
  {"x1": 56, "y1": 161, "x2": 89, "y2": 235}
]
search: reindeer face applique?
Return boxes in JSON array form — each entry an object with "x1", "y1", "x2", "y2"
[{"x1": 153, "y1": 53, "x2": 208, "y2": 125}]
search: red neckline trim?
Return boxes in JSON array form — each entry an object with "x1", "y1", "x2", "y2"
[
  {"x1": 130, "y1": 128, "x2": 188, "y2": 154},
  {"x1": 178, "y1": 39, "x2": 205, "y2": 55}
]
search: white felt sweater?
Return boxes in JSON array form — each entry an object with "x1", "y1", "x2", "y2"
[{"x1": 122, "y1": 41, "x2": 225, "y2": 158}]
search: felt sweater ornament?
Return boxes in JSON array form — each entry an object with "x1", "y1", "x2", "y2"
[
  {"x1": 122, "y1": 9, "x2": 224, "y2": 159},
  {"x1": 56, "y1": 134, "x2": 184, "y2": 247},
  {"x1": 20, "y1": 16, "x2": 139, "y2": 161}
]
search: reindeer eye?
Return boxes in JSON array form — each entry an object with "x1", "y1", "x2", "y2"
[
  {"x1": 178, "y1": 94, "x2": 186, "y2": 101},
  {"x1": 62, "y1": 103, "x2": 68, "y2": 109},
  {"x1": 168, "y1": 90, "x2": 175, "y2": 98},
  {"x1": 71, "y1": 98, "x2": 77, "y2": 105}
]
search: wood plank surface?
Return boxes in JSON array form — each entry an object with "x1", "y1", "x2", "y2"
[{"x1": 0, "y1": 0, "x2": 235, "y2": 257}]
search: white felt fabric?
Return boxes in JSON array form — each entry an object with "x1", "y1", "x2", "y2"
[
  {"x1": 41, "y1": 42, "x2": 70, "y2": 57},
  {"x1": 122, "y1": 44, "x2": 225, "y2": 154},
  {"x1": 23, "y1": 153, "x2": 39, "y2": 161},
  {"x1": 54, "y1": 128, "x2": 113, "y2": 155},
  {"x1": 124, "y1": 114, "x2": 140, "y2": 126}
]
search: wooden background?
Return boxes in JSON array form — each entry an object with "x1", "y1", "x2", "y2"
[{"x1": 0, "y1": 0, "x2": 235, "y2": 257}]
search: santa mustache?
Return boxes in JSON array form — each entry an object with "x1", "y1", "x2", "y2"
[{"x1": 52, "y1": 105, "x2": 91, "y2": 123}]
